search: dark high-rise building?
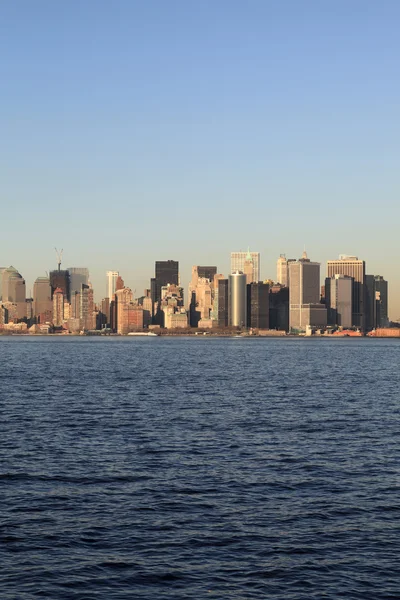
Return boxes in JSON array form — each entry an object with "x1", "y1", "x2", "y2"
[
  {"x1": 269, "y1": 285, "x2": 289, "y2": 331},
  {"x1": 33, "y1": 277, "x2": 52, "y2": 323},
  {"x1": 217, "y1": 279, "x2": 229, "y2": 327},
  {"x1": 50, "y1": 269, "x2": 70, "y2": 302},
  {"x1": 364, "y1": 275, "x2": 376, "y2": 332},
  {"x1": 374, "y1": 276, "x2": 388, "y2": 327},
  {"x1": 197, "y1": 266, "x2": 217, "y2": 281},
  {"x1": 247, "y1": 282, "x2": 269, "y2": 329},
  {"x1": 365, "y1": 275, "x2": 389, "y2": 330},
  {"x1": 327, "y1": 256, "x2": 365, "y2": 329},
  {"x1": 68, "y1": 267, "x2": 89, "y2": 295},
  {"x1": 153, "y1": 260, "x2": 179, "y2": 303}
]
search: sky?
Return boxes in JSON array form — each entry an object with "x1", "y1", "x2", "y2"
[{"x1": 1, "y1": 1, "x2": 399, "y2": 318}]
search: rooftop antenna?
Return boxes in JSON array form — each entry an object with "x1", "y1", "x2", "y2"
[{"x1": 55, "y1": 248, "x2": 63, "y2": 272}]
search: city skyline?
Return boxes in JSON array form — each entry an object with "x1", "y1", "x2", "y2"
[
  {"x1": 0, "y1": 245, "x2": 397, "y2": 321},
  {"x1": 1, "y1": 3, "x2": 399, "y2": 319}
]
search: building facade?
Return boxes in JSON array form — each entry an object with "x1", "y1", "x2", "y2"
[
  {"x1": 289, "y1": 252, "x2": 326, "y2": 331},
  {"x1": 325, "y1": 274, "x2": 352, "y2": 328},
  {"x1": 327, "y1": 256, "x2": 365, "y2": 329},
  {"x1": 229, "y1": 271, "x2": 247, "y2": 327},
  {"x1": 33, "y1": 277, "x2": 52, "y2": 323},
  {"x1": 247, "y1": 282, "x2": 269, "y2": 329},
  {"x1": 106, "y1": 271, "x2": 119, "y2": 300}
]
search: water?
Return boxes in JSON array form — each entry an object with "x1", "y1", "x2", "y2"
[{"x1": 1, "y1": 337, "x2": 399, "y2": 599}]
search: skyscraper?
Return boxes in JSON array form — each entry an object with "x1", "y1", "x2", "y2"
[
  {"x1": 50, "y1": 269, "x2": 70, "y2": 302},
  {"x1": 217, "y1": 279, "x2": 229, "y2": 327},
  {"x1": 106, "y1": 271, "x2": 119, "y2": 300},
  {"x1": 374, "y1": 276, "x2": 388, "y2": 327},
  {"x1": 276, "y1": 255, "x2": 296, "y2": 287},
  {"x1": 365, "y1": 275, "x2": 388, "y2": 330},
  {"x1": 68, "y1": 268, "x2": 89, "y2": 296},
  {"x1": 152, "y1": 260, "x2": 179, "y2": 304},
  {"x1": 247, "y1": 282, "x2": 269, "y2": 329},
  {"x1": 325, "y1": 275, "x2": 352, "y2": 328},
  {"x1": 188, "y1": 266, "x2": 216, "y2": 326},
  {"x1": 289, "y1": 252, "x2": 326, "y2": 331},
  {"x1": 53, "y1": 288, "x2": 64, "y2": 327},
  {"x1": 80, "y1": 284, "x2": 95, "y2": 330},
  {"x1": 2, "y1": 266, "x2": 26, "y2": 319},
  {"x1": 327, "y1": 256, "x2": 365, "y2": 329},
  {"x1": 33, "y1": 277, "x2": 52, "y2": 323},
  {"x1": 231, "y1": 250, "x2": 260, "y2": 283},
  {"x1": 229, "y1": 271, "x2": 247, "y2": 327}
]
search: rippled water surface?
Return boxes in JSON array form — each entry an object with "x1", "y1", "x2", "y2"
[{"x1": 1, "y1": 337, "x2": 399, "y2": 599}]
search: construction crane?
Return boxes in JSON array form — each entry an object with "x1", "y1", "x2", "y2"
[{"x1": 55, "y1": 248, "x2": 63, "y2": 271}]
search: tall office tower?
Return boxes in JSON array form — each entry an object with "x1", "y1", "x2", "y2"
[
  {"x1": 374, "y1": 276, "x2": 388, "y2": 327},
  {"x1": 217, "y1": 279, "x2": 229, "y2": 327},
  {"x1": 289, "y1": 252, "x2": 327, "y2": 331},
  {"x1": 2, "y1": 266, "x2": 26, "y2": 319},
  {"x1": 70, "y1": 291, "x2": 80, "y2": 319},
  {"x1": 106, "y1": 271, "x2": 119, "y2": 300},
  {"x1": 211, "y1": 273, "x2": 225, "y2": 321},
  {"x1": 115, "y1": 287, "x2": 133, "y2": 334},
  {"x1": 365, "y1": 275, "x2": 389, "y2": 330},
  {"x1": 325, "y1": 275, "x2": 352, "y2": 328},
  {"x1": 247, "y1": 282, "x2": 269, "y2": 329},
  {"x1": 229, "y1": 271, "x2": 247, "y2": 327},
  {"x1": 269, "y1": 285, "x2": 289, "y2": 331},
  {"x1": 80, "y1": 284, "x2": 95, "y2": 330},
  {"x1": 151, "y1": 260, "x2": 179, "y2": 304},
  {"x1": 53, "y1": 288, "x2": 64, "y2": 326},
  {"x1": 276, "y1": 254, "x2": 296, "y2": 287},
  {"x1": 100, "y1": 298, "x2": 110, "y2": 328},
  {"x1": 68, "y1": 268, "x2": 89, "y2": 296},
  {"x1": 33, "y1": 277, "x2": 52, "y2": 323},
  {"x1": 327, "y1": 256, "x2": 365, "y2": 329},
  {"x1": 188, "y1": 266, "x2": 215, "y2": 326},
  {"x1": 231, "y1": 250, "x2": 260, "y2": 283},
  {"x1": 50, "y1": 269, "x2": 70, "y2": 302}
]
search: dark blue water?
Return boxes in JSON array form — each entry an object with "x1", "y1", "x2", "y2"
[{"x1": 1, "y1": 337, "x2": 399, "y2": 599}]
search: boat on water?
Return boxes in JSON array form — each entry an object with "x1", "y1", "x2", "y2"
[{"x1": 127, "y1": 332, "x2": 159, "y2": 337}]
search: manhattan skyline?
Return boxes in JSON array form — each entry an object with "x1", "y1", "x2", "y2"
[{"x1": 1, "y1": 2, "x2": 399, "y2": 317}]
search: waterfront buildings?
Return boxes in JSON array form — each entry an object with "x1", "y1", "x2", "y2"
[
  {"x1": 289, "y1": 252, "x2": 327, "y2": 331},
  {"x1": 231, "y1": 250, "x2": 260, "y2": 283},
  {"x1": 327, "y1": 256, "x2": 365, "y2": 329},
  {"x1": 229, "y1": 271, "x2": 247, "y2": 327}
]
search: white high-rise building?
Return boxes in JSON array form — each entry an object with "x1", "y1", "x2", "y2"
[
  {"x1": 230, "y1": 250, "x2": 260, "y2": 283},
  {"x1": 276, "y1": 254, "x2": 296, "y2": 287},
  {"x1": 106, "y1": 271, "x2": 119, "y2": 300}
]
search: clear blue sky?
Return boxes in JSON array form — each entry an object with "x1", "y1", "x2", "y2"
[{"x1": 1, "y1": 1, "x2": 399, "y2": 317}]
